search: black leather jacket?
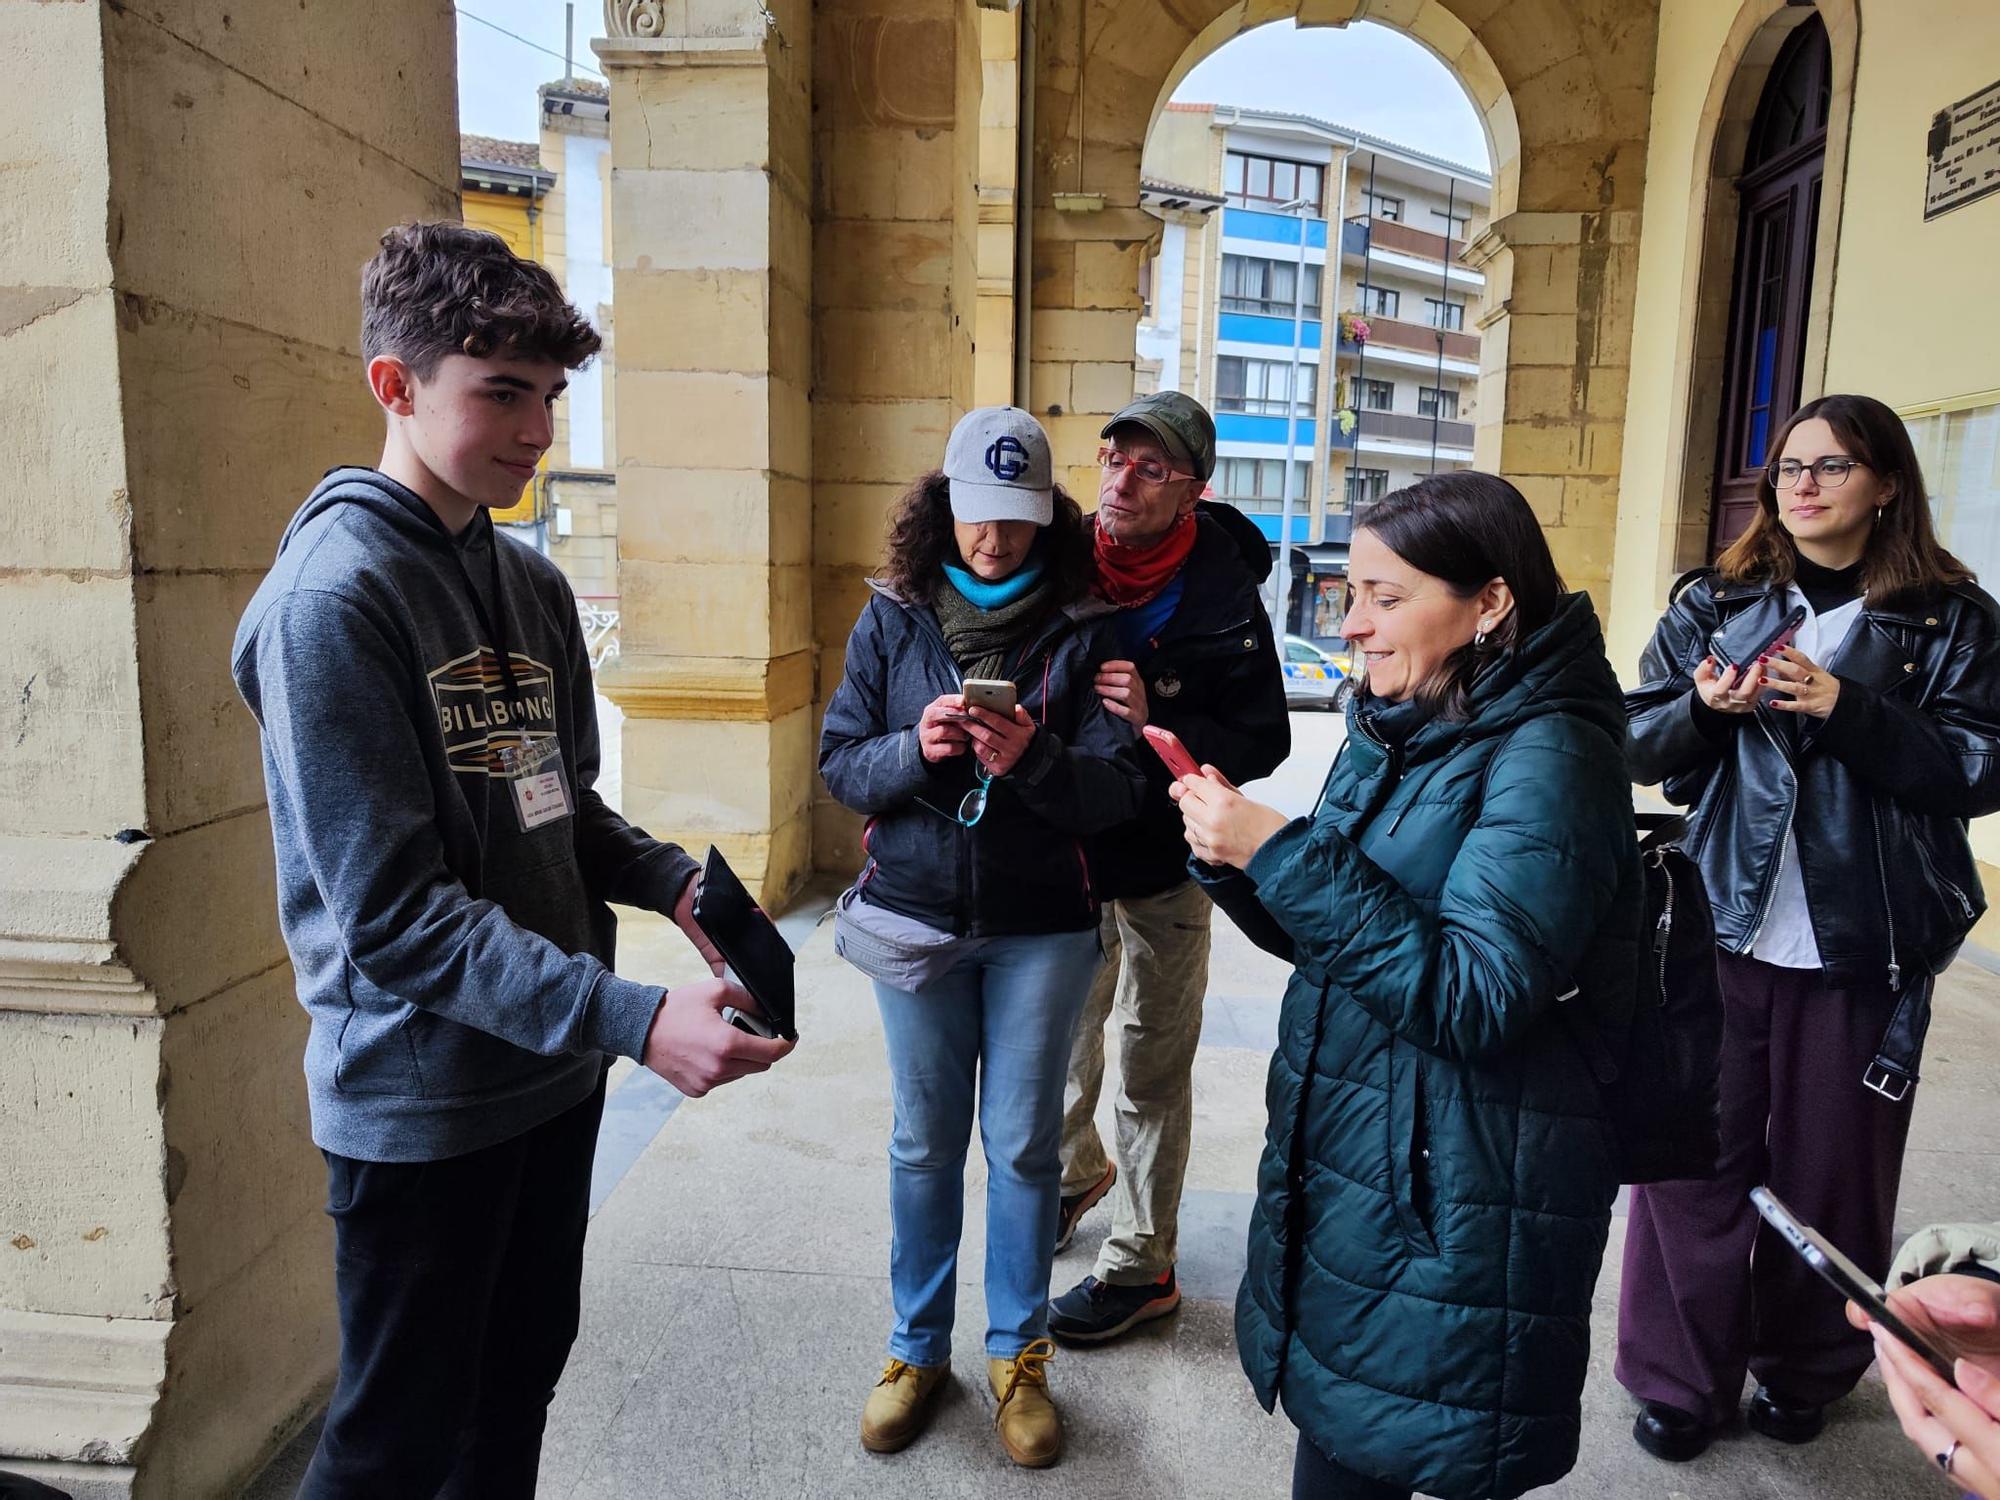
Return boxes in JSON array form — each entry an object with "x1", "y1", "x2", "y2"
[{"x1": 1627, "y1": 568, "x2": 2000, "y2": 994}]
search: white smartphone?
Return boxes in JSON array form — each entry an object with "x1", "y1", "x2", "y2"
[
  {"x1": 1751, "y1": 1187, "x2": 1958, "y2": 1382},
  {"x1": 960, "y1": 678, "x2": 1018, "y2": 718},
  {"x1": 722, "y1": 1004, "x2": 778, "y2": 1040}
]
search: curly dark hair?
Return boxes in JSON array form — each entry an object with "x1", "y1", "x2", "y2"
[
  {"x1": 361, "y1": 221, "x2": 602, "y2": 377},
  {"x1": 879, "y1": 471, "x2": 1093, "y2": 605}
]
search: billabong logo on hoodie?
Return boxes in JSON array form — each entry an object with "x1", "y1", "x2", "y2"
[{"x1": 428, "y1": 646, "x2": 560, "y2": 775}]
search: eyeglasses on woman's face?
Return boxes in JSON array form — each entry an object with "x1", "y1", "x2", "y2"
[{"x1": 1766, "y1": 456, "x2": 1868, "y2": 490}]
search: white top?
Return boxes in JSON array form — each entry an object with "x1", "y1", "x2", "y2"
[{"x1": 1748, "y1": 585, "x2": 1866, "y2": 969}]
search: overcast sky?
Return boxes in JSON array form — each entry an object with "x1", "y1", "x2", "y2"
[{"x1": 455, "y1": 5, "x2": 1488, "y2": 171}]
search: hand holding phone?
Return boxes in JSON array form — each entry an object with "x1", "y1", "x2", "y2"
[
  {"x1": 1713, "y1": 604, "x2": 1807, "y2": 689},
  {"x1": 1142, "y1": 724, "x2": 1202, "y2": 780},
  {"x1": 1752, "y1": 1187, "x2": 1959, "y2": 1382}
]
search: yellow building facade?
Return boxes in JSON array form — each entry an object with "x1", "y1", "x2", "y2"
[{"x1": 3, "y1": 1, "x2": 1999, "y2": 1493}]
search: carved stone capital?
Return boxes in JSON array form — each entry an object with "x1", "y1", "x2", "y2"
[
  {"x1": 596, "y1": 1, "x2": 774, "y2": 69},
  {"x1": 598, "y1": 650, "x2": 814, "y2": 723}
]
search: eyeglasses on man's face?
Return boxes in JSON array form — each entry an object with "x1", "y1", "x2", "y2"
[
  {"x1": 1098, "y1": 446, "x2": 1198, "y2": 487},
  {"x1": 1766, "y1": 456, "x2": 1868, "y2": 490}
]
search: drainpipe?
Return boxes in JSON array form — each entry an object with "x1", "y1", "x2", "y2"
[
  {"x1": 1012, "y1": 0, "x2": 1037, "y2": 407},
  {"x1": 1318, "y1": 140, "x2": 1352, "y2": 526}
]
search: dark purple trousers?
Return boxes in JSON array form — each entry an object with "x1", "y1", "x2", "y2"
[{"x1": 1616, "y1": 952, "x2": 1916, "y2": 1424}]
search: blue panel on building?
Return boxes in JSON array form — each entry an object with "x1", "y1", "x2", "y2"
[
  {"x1": 1217, "y1": 312, "x2": 1322, "y2": 350},
  {"x1": 1342, "y1": 219, "x2": 1369, "y2": 256},
  {"x1": 1246, "y1": 512, "x2": 1314, "y2": 542},
  {"x1": 1222, "y1": 207, "x2": 1328, "y2": 250},
  {"x1": 1216, "y1": 412, "x2": 1318, "y2": 446}
]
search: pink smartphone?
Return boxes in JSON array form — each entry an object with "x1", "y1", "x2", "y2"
[{"x1": 1142, "y1": 724, "x2": 1201, "y2": 780}]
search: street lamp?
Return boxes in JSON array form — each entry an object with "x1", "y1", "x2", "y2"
[{"x1": 1272, "y1": 194, "x2": 1312, "y2": 642}]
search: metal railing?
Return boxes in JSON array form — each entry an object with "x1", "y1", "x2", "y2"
[{"x1": 577, "y1": 597, "x2": 621, "y2": 671}]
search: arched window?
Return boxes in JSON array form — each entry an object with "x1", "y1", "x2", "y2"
[{"x1": 1711, "y1": 13, "x2": 1831, "y2": 552}]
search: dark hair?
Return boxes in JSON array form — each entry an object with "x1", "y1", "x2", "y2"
[
  {"x1": 880, "y1": 471, "x2": 1092, "y2": 605},
  {"x1": 1717, "y1": 392, "x2": 1974, "y2": 605},
  {"x1": 1354, "y1": 471, "x2": 1567, "y2": 721},
  {"x1": 360, "y1": 222, "x2": 602, "y2": 377}
]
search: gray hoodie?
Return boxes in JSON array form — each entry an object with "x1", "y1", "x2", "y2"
[{"x1": 232, "y1": 468, "x2": 696, "y2": 1162}]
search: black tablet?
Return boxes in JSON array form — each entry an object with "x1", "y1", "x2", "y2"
[{"x1": 690, "y1": 846, "x2": 798, "y2": 1041}]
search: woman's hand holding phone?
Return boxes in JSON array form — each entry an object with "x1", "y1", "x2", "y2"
[
  {"x1": 1693, "y1": 654, "x2": 1768, "y2": 715},
  {"x1": 1850, "y1": 1275, "x2": 2000, "y2": 1497},
  {"x1": 1171, "y1": 765, "x2": 1287, "y2": 870},
  {"x1": 918, "y1": 694, "x2": 971, "y2": 763},
  {"x1": 963, "y1": 703, "x2": 1036, "y2": 777},
  {"x1": 1763, "y1": 646, "x2": 1842, "y2": 719}
]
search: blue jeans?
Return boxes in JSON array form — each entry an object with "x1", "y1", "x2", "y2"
[{"x1": 874, "y1": 929, "x2": 1102, "y2": 1364}]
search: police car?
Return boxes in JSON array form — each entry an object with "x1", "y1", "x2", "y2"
[{"x1": 1282, "y1": 635, "x2": 1349, "y2": 711}]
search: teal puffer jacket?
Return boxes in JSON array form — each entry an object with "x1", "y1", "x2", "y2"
[{"x1": 1204, "y1": 593, "x2": 1640, "y2": 1500}]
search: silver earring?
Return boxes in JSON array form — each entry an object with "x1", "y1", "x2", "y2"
[{"x1": 1474, "y1": 623, "x2": 1491, "y2": 649}]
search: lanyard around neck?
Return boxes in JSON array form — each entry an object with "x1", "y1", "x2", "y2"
[{"x1": 430, "y1": 510, "x2": 527, "y2": 716}]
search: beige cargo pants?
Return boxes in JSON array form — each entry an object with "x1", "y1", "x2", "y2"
[{"x1": 1058, "y1": 878, "x2": 1212, "y2": 1286}]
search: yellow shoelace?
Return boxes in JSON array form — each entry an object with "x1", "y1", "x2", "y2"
[
  {"x1": 878, "y1": 1358, "x2": 916, "y2": 1386},
  {"x1": 997, "y1": 1338, "x2": 1057, "y2": 1404}
]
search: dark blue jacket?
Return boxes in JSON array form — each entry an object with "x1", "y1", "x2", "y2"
[
  {"x1": 1086, "y1": 511, "x2": 1291, "y2": 900},
  {"x1": 819, "y1": 583, "x2": 1146, "y2": 936},
  {"x1": 1202, "y1": 594, "x2": 1640, "y2": 1500}
]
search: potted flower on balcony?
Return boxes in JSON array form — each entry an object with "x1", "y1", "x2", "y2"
[{"x1": 1339, "y1": 312, "x2": 1371, "y2": 346}]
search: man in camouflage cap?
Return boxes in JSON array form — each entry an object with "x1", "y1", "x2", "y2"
[{"x1": 1048, "y1": 392, "x2": 1291, "y2": 1344}]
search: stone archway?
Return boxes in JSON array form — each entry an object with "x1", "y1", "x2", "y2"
[{"x1": 1025, "y1": 0, "x2": 1658, "y2": 607}]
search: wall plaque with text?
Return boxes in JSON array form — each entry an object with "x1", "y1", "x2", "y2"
[{"x1": 1925, "y1": 78, "x2": 2000, "y2": 220}]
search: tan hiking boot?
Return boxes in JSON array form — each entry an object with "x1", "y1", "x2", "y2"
[
  {"x1": 987, "y1": 1338, "x2": 1062, "y2": 1468},
  {"x1": 860, "y1": 1358, "x2": 949, "y2": 1453}
]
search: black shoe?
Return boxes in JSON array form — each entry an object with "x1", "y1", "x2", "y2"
[
  {"x1": 1053, "y1": 1163, "x2": 1115, "y2": 1253},
  {"x1": 1046, "y1": 1268, "x2": 1180, "y2": 1346},
  {"x1": 1632, "y1": 1402, "x2": 1715, "y2": 1462},
  {"x1": 1747, "y1": 1386, "x2": 1825, "y2": 1444}
]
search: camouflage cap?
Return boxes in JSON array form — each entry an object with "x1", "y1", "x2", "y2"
[{"x1": 1100, "y1": 391, "x2": 1217, "y2": 482}]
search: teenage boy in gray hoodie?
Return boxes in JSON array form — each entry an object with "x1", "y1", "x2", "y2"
[{"x1": 232, "y1": 222, "x2": 794, "y2": 1498}]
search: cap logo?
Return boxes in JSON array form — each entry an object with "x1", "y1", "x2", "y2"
[{"x1": 985, "y1": 435, "x2": 1030, "y2": 481}]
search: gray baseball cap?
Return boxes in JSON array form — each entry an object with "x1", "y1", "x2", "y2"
[
  {"x1": 1101, "y1": 391, "x2": 1217, "y2": 482},
  {"x1": 943, "y1": 406, "x2": 1054, "y2": 525}
]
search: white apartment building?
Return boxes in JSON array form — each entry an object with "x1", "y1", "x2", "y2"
[{"x1": 1136, "y1": 105, "x2": 1492, "y2": 639}]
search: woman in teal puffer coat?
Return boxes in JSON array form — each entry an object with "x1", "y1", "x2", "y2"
[{"x1": 1176, "y1": 472, "x2": 1641, "y2": 1500}]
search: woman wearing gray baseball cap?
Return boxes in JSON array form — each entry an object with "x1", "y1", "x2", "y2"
[{"x1": 820, "y1": 406, "x2": 1146, "y2": 1468}]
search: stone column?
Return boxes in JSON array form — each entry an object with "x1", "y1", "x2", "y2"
[
  {"x1": 0, "y1": 4, "x2": 457, "y2": 1496},
  {"x1": 595, "y1": 0, "x2": 817, "y2": 908}
]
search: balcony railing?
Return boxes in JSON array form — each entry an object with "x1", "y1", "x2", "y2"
[
  {"x1": 1342, "y1": 314, "x2": 1480, "y2": 362},
  {"x1": 1342, "y1": 215, "x2": 1472, "y2": 267},
  {"x1": 1335, "y1": 410, "x2": 1476, "y2": 450}
]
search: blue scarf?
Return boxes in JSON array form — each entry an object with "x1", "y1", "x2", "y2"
[{"x1": 941, "y1": 558, "x2": 1045, "y2": 609}]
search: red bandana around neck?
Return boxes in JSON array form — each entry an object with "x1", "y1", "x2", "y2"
[{"x1": 1092, "y1": 511, "x2": 1197, "y2": 608}]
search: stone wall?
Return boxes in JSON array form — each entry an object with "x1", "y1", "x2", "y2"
[
  {"x1": 807, "y1": 0, "x2": 988, "y2": 874},
  {"x1": 0, "y1": 3, "x2": 457, "y2": 1493}
]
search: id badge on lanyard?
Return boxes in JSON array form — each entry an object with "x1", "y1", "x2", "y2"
[{"x1": 496, "y1": 738, "x2": 573, "y2": 832}]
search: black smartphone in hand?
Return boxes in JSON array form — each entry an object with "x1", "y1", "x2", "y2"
[
  {"x1": 1751, "y1": 1187, "x2": 1958, "y2": 1382},
  {"x1": 1712, "y1": 605, "x2": 1808, "y2": 689}
]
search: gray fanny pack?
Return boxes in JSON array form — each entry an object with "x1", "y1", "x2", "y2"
[{"x1": 833, "y1": 885, "x2": 984, "y2": 990}]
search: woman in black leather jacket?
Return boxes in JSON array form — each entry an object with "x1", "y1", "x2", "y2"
[{"x1": 1616, "y1": 393, "x2": 2000, "y2": 1463}]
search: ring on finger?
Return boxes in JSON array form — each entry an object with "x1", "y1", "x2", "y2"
[{"x1": 1938, "y1": 1440, "x2": 1962, "y2": 1474}]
